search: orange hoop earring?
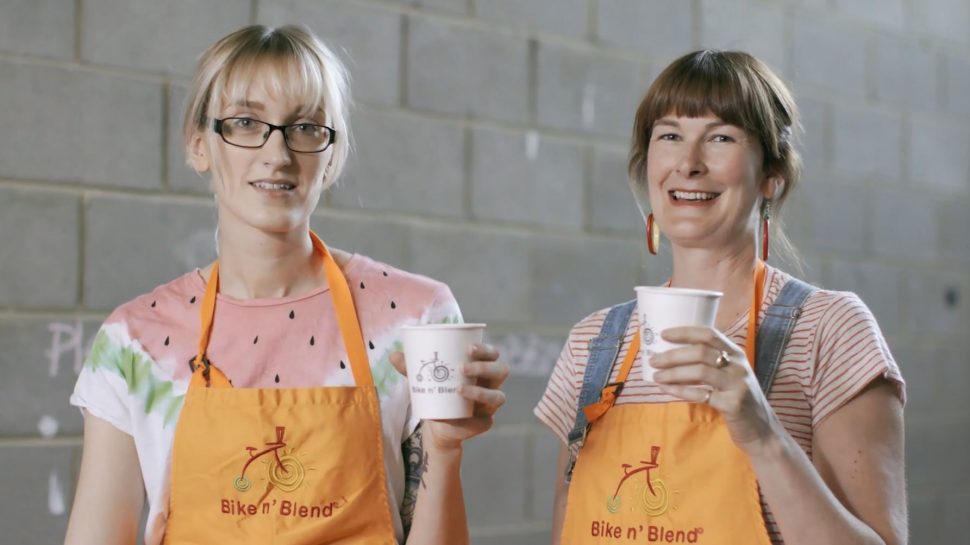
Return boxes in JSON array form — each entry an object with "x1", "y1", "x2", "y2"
[{"x1": 646, "y1": 213, "x2": 660, "y2": 255}]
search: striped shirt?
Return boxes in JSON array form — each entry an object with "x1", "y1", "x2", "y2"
[{"x1": 534, "y1": 265, "x2": 905, "y2": 544}]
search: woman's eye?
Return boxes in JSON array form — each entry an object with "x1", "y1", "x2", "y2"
[
  {"x1": 230, "y1": 118, "x2": 255, "y2": 128},
  {"x1": 710, "y1": 134, "x2": 735, "y2": 143},
  {"x1": 656, "y1": 133, "x2": 680, "y2": 141}
]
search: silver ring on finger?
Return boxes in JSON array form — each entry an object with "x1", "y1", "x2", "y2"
[
  {"x1": 715, "y1": 350, "x2": 731, "y2": 369},
  {"x1": 701, "y1": 389, "x2": 713, "y2": 404}
]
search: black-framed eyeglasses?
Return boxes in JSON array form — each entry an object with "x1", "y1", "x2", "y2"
[{"x1": 212, "y1": 117, "x2": 336, "y2": 153}]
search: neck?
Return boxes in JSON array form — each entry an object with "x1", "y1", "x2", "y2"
[
  {"x1": 669, "y1": 238, "x2": 759, "y2": 330},
  {"x1": 211, "y1": 220, "x2": 325, "y2": 299}
]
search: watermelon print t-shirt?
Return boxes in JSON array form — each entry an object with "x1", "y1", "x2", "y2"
[{"x1": 70, "y1": 254, "x2": 462, "y2": 545}]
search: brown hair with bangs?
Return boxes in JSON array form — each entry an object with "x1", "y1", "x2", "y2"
[{"x1": 628, "y1": 50, "x2": 803, "y2": 262}]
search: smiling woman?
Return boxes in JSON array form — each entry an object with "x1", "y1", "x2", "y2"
[
  {"x1": 63, "y1": 25, "x2": 508, "y2": 545},
  {"x1": 537, "y1": 51, "x2": 907, "y2": 545}
]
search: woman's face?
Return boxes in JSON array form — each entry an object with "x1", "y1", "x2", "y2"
[
  {"x1": 190, "y1": 66, "x2": 332, "y2": 236},
  {"x1": 645, "y1": 113, "x2": 772, "y2": 251}
]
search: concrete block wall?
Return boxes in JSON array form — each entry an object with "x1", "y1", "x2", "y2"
[{"x1": 1, "y1": 1, "x2": 968, "y2": 543}]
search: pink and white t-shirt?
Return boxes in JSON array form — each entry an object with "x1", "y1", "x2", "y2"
[
  {"x1": 534, "y1": 265, "x2": 906, "y2": 544},
  {"x1": 71, "y1": 254, "x2": 462, "y2": 545}
]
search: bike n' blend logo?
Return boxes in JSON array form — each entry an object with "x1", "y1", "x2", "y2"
[
  {"x1": 222, "y1": 426, "x2": 346, "y2": 519},
  {"x1": 607, "y1": 445, "x2": 672, "y2": 516},
  {"x1": 415, "y1": 351, "x2": 454, "y2": 383}
]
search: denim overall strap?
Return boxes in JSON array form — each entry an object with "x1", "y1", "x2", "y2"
[{"x1": 754, "y1": 278, "x2": 817, "y2": 394}]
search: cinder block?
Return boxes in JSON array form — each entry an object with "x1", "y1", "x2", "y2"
[
  {"x1": 912, "y1": 0, "x2": 970, "y2": 46},
  {"x1": 463, "y1": 431, "x2": 528, "y2": 526},
  {"x1": 0, "y1": 0, "x2": 75, "y2": 59},
  {"x1": 595, "y1": 0, "x2": 693, "y2": 62},
  {"x1": 493, "y1": 375, "x2": 553, "y2": 426},
  {"x1": 0, "y1": 62, "x2": 163, "y2": 188},
  {"x1": 406, "y1": 226, "x2": 532, "y2": 323},
  {"x1": 904, "y1": 420, "x2": 953, "y2": 488},
  {"x1": 84, "y1": 195, "x2": 217, "y2": 311},
  {"x1": 535, "y1": 42, "x2": 649, "y2": 138},
  {"x1": 794, "y1": 180, "x2": 867, "y2": 255},
  {"x1": 699, "y1": 0, "x2": 786, "y2": 74},
  {"x1": 935, "y1": 347, "x2": 970, "y2": 417},
  {"x1": 0, "y1": 445, "x2": 78, "y2": 544},
  {"x1": 386, "y1": 0, "x2": 467, "y2": 14},
  {"x1": 907, "y1": 493, "x2": 941, "y2": 545},
  {"x1": 870, "y1": 189, "x2": 936, "y2": 261},
  {"x1": 832, "y1": 0, "x2": 905, "y2": 32},
  {"x1": 906, "y1": 269, "x2": 968, "y2": 339},
  {"x1": 258, "y1": 0, "x2": 402, "y2": 107},
  {"x1": 531, "y1": 235, "x2": 639, "y2": 326},
  {"x1": 940, "y1": 491, "x2": 970, "y2": 544},
  {"x1": 870, "y1": 34, "x2": 939, "y2": 112},
  {"x1": 406, "y1": 17, "x2": 528, "y2": 122},
  {"x1": 310, "y1": 210, "x2": 411, "y2": 269},
  {"x1": 0, "y1": 187, "x2": 79, "y2": 308},
  {"x1": 329, "y1": 110, "x2": 465, "y2": 217},
  {"x1": 888, "y1": 345, "x2": 938, "y2": 418},
  {"x1": 823, "y1": 260, "x2": 905, "y2": 339},
  {"x1": 797, "y1": 95, "x2": 828, "y2": 174},
  {"x1": 945, "y1": 53, "x2": 970, "y2": 118},
  {"x1": 939, "y1": 198, "x2": 970, "y2": 265},
  {"x1": 908, "y1": 117, "x2": 970, "y2": 194},
  {"x1": 473, "y1": 529, "x2": 551, "y2": 545},
  {"x1": 81, "y1": 0, "x2": 251, "y2": 75},
  {"x1": 470, "y1": 128, "x2": 584, "y2": 228},
  {"x1": 476, "y1": 0, "x2": 587, "y2": 38},
  {"x1": 531, "y1": 430, "x2": 561, "y2": 520},
  {"x1": 791, "y1": 15, "x2": 867, "y2": 100},
  {"x1": 589, "y1": 146, "x2": 642, "y2": 233},
  {"x1": 0, "y1": 317, "x2": 100, "y2": 437},
  {"x1": 831, "y1": 103, "x2": 902, "y2": 182}
]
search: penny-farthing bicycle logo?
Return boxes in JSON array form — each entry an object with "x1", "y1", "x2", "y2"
[
  {"x1": 606, "y1": 445, "x2": 672, "y2": 516},
  {"x1": 233, "y1": 426, "x2": 311, "y2": 494},
  {"x1": 642, "y1": 318, "x2": 656, "y2": 346},
  {"x1": 416, "y1": 351, "x2": 454, "y2": 383}
]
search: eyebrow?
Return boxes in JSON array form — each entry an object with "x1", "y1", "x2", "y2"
[
  {"x1": 653, "y1": 118, "x2": 730, "y2": 129},
  {"x1": 228, "y1": 100, "x2": 325, "y2": 117}
]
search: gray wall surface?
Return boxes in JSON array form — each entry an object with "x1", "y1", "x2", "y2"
[{"x1": 1, "y1": 0, "x2": 968, "y2": 543}]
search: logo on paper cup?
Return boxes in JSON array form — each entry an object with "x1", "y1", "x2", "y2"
[
  {"x1": 416, "y1": 351, "x2": 455, "y2": 383},
  {"x1": 642, "y1": 320, "x2": 656, "y2": 346}
]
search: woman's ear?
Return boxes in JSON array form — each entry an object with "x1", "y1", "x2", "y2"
[
  {"x1": 188, "y1": 132, "x2": 211, "y2": 173},
  {"x1": 762, "y1": 175, "x2": 784, "y2": 200}
]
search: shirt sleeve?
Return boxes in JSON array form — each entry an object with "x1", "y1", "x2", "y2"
[
  {"x1": 534, "y1": 339, "x2": 580, "y2": 447},
  {"x1": 69, "y1": 324, "x2": 134, "y2": 436},
  {"x1": 810, "y1": 291, "x2": 906, "y2": 427}
]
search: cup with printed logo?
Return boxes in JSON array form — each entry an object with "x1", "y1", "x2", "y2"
[
  {"x1": 634, "y1": 287, "x2": 722, "y2": 383},
  {"x1": 401, "y1": 324, "x2": 486, "y2": 420}
]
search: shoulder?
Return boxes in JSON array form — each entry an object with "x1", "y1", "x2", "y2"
[
  {"x1": 102, "y1": 271, "x2": 203, "y2": 330},
  {"x1": 347, "y1": 254, "x2": 454, "y2": 305},
  {"x1": 564, "y1": 302, "x2": 636, "y2": 354}
]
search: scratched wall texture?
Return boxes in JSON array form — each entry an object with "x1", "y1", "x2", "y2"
[{"x1": 1, "y1": 1, "x2": 969, "y2": 543}]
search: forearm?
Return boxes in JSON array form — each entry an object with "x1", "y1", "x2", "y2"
[
  {"x1": 406, "y1": 444, "x2": 468, "y2": 545},
  {"x1": 746, "y1": 422, "x2": 888, "y2": 545}
]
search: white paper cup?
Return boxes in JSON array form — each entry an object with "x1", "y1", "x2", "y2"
[
  {"x1": 634, "y1": 287, "x2": 722, "y2": 383},
  {"x1": 401, "y1": 323, "x2": 485, "y2": 420}
]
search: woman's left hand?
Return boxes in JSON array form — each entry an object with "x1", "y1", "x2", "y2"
[
  {"x1": 390, "y1": 344, "x2": 509, "y2": 452},
  {"x1": 650, "y1": 326, "x2": 779, "y2": 452}
]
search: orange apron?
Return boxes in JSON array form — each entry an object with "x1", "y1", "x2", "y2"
[
  {"x1": 562, "y1": 262, "x2": 771, "y2": 545},
  {"x1": 163, "y1": 232, "x2": 396, "y2": 545}
]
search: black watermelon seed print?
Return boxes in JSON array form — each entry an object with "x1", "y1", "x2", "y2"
[
  {"x1": 310, "y1": 336, "x2": 315, "y2": 346},
  {"x1": 368, "y1": 340, "x2": 374, "y2": 350},
  {"x1": 360, "y1": 281, "x2": 365, "y2": 289},
  {"x1": 151, "y1": 300, "x2": 157, "y2": 308},
  {"x1": 164, "y1": 336, "x2": 170, "y2": 346},
  {"x1": 189, "y1": 296, "x2": 196, "y2": 304},
  {"x1": 390, "y1": 301, "x2": 396, "y2": 309},
  {"x1": 274, "y1": 374, "x2": 280, "y2": 384},
  {"x1": 382, "y1": 271, "x2": 388, "y2": 277},
  {"x1": 253, "y1": 336, "x2": 259, "y2": 344},
  {"x1": 339, "y1": 360, "x2": 346, "y2": 369},
  {"x1": 289, "y1": 310, "x2": 295, "y2": 319}
]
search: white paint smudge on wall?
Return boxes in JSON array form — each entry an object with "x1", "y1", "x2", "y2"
[
  {"x1": 582, "y1": 83, "x2": 597, "y2": 129},
  {"x1": 177, "y1": 229, "x2": 217, "y2": 270},
  {"x1": 48, "y1": 470, "x2": 65, "y2": 516},
  {"x1": 46, "y1": 321, "x2": 90, "y2": 377},
  {"x1": 493, "y1": 334, "x2": 561, "y2": 377},
  {"x1": 38, "y1": 415, "x2": 59, "y2": 438},
  {"x1": 525, "y1": 130, "x2": 540, "y2": 161}
]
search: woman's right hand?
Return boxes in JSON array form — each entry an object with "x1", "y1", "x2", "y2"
[{"x1": 64, "y1": 413, "x2": 144, "y2": 545}]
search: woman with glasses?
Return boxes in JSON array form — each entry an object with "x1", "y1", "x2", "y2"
[
  {"x1": 535, "y1": 50, "x2": 907, "y2": 545},
  {"x1": 64, "y1": 25, "x2": 508, "y2": 545}
]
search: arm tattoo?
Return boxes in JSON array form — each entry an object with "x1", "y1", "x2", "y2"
[{"x1": 401, "y1": 423, "x2": 428, "y2": 539}]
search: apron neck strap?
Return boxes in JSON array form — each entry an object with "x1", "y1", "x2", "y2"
[
  {"x1": 193, "y1": 231, "x2": 373, "y2": 389},
  {"x1": 584, "y1": 260, "x2": 768, "y2": 424}
]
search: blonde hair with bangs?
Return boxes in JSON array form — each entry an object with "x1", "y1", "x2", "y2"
[
  {"x1": 183, "y1": 25, "x2": 351, "y2": 187},
  {"x1": 629, "y1": 50, "x2": 803, "y2": 266}
]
